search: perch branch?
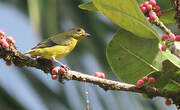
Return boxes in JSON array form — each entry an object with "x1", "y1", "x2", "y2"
[{"x1": 0, "y1": 42, "x2": 180, "y2": 106}]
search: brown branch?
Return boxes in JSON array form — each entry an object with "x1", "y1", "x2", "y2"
[
  {"x1": 0, "y1": 44, "x2": 54, "y2": 73},
  {"x1": 64, "y1": 70, "x2": 180, "y2": 105},
  {"x1": 1, "y1": 42, "x2": 180, "y2": 107}
]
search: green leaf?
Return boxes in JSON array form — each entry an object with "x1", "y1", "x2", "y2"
[
  {"x1": 149, "y1": 60, "x2": 178, "y2": 88},
  {"x1": 165, "y1": 71, "x2": 180, "y2": 90},
  {"x1": 107, "y1": 29, "x2": 161, "y2": 84},
  {"x1": 161, "y1": 49, "x2": 180, "y2": 68},
  {"x1": 159, "y1": 9, "x2": 176, "y2": 24},
  {"x1": 93, "y1": 0, "x2": 159, "y2": 38},
  {"x1": 78, "y1": 1, "x2": 98, "y2": 11},
  {"x1": 164, "y1": 80, "x2": 180, "y2": 90},
  {"x1": 145, "y1": 44, "x2": 180, "y2": 90}
]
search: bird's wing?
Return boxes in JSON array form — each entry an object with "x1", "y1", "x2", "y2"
[{"x1": 32, "y1": 34, "x2": 72, "y2": 49}]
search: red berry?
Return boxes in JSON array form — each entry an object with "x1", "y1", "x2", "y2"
[
  {"x1": 156, "y1": 11, "x2": 162, "y2": 17},
  {"x1": 165, "y1": 98, "x2": 171, "y2": 106},
  {"x1": 136, "y1": 80, "x2": 144, "y2": 88},
  {"x1": 161, "y1": 45, "x2": 166, "y2": 51},
  {"x1": 2, "y1": 41, "x2": 9, "y2": 48},
  {"x1": 6, "y1": 61, "x2": 11, "y2": 66},
  {"x1": 148, "y1": 77, "x2": 155, "y2": 83},
  {"x1": 94, "y1": 72, "x2": 100, "y2": 77},
  {"x1": 149, "y1": 11, "x2": 157, "y2": 20},
  {"x1": 0, "y1": 39, "x2": 6, "y2": 44},
  {"x1": 139, "y1": 3, "x2": 144, "y2": 8},
  {"x1": 93, "y1": 72, "x2": 105, "y2": 78},
  {"x1": 175, "y1": 35, "x2": 180, "y2": 41},
  {"x1": 141, "y1": 6, "x2": 147, "y2": 13},
  {"x1": 6, "y1": 36, "x2": 15, "y2": 44},
  {"x1": 59, "y1": 67, "x2": 67, "y2": 74},
  {"x1": 161, "y1": 34, "x2": 169, "y2": 41},
  {"x1": 155, "y1": 5, "x2": 160, "y2": 12},
  {"x1": 149, "y1": 0, "x2": 156, "y2": 7},
  {"x1": 100, "y1": 72, "x2": 105, "y2": 78},
  {"x1": 143, "y1": 1, "x2": 149, "y2": 6},
  {"x1": 51, "y1": 74, "x2": 57, "y2": 80},
  {"x1": 142, "y1": 76, "x2": 148, "y2": 81},
  {"x1": 146, "y1": 17, "x2": 151, "y2": 22},
  {"x1": 51, "y1": 66, "x2": 60, "y2": 74},
  {"x1": 147, "y1": 4, "x2": 153, "y2": 11},
  {"x1": 0, "y1": 30, "x2": 5, "y2": 38},
  {"x1": 168, "y1": 33, "x2": 176, "y2": 40},
  {"x1": 93, "y1": 72, "x2": 101, "y2": 78},
  {"x1": 30, "y1": 54, "x2": 37, "y2": 58}
]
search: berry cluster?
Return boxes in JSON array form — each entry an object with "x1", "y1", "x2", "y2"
[
  {"x1": 139, "y1": 0, "x2": 162, "y2": 22},
  {"x1": 160, "y1": 33, "x2": 180, "y2": 51},
  {"x1": 93, "y1": 72, "x2": 105, "y2": 79},
  {"x1": 140, "y1": 1, "x2": 180, "y2": 53},
  {"x1": 0, "y1": 30, "x2": 15, "y2": 49},
  {"x1": 51, "y1": 66, "x2": 68, "y2": 80},
  {"x1": 136, "y1": 76, "x2": 155, "y2": 88},
  {"x1": 0, "y1": 30, "x2": 16, "y2": 66}
]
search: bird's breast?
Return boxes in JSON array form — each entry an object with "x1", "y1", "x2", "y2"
[{"x1": 54, "y1": 38, "x2": 78, "y2": 59}]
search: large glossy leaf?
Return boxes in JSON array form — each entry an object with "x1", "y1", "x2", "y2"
[
  {"x1": 93, "y1": 0, "x2": 159, "y2": 38},
  {"x1": 159, "y1": 9, "x2": 176, "y2": 24},
  {"x1": 107, "y1": 29, "x2": 161, "y2": 84},
  {"x1": 79, "y1": 1, "x2": 98, "y2": 11}
]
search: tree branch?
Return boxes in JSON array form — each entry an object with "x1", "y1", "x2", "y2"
[
  {"x1": 1, "y1": 42, "x2": 180, "y2": 107},
  {"x1": 64, "y1": 70, "x2": 180, "y2": 106}
]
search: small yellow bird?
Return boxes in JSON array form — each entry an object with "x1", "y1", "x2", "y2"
[{"x1": 25, "y1": 28, "x2": 90, "y2": 65}]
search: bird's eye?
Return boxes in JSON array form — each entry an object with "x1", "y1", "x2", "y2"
[{"x1": 77, "y1": 29, "x2": 81, "y2": 32}]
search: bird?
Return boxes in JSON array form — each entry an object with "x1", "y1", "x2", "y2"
[{"x1": 25, "y1": 28, "x2": 90, "y2": 66}]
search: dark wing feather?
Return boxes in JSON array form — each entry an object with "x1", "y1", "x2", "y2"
[
  {"x1": 32, "y1": 39, "x2": 58, "y2": 49},
  {"x1": 31, "y1": 34, "x2": 72, "y2": 49}
]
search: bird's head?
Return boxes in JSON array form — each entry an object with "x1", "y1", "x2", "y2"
[{"x1": 68, "y1": 28, "x2": 90, "y2": 40}]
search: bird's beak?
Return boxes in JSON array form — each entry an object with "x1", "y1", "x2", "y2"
[{"x1": 83, "y1": 33, "x2": 91, "y2": 37}]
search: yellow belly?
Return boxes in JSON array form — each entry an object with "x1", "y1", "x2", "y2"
[
  {"x1": 38, "y1": 45, "x2": 75, "y2": 59},
  {"x1": 28, "y1": 39, "x2": 78, "y2": 59}
]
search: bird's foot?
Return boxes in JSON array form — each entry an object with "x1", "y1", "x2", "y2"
[{"x1": 52, "y1": 57, "x2": 70, "y2": 70}]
